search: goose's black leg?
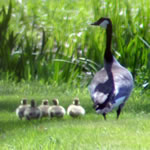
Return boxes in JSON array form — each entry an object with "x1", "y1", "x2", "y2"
[
  {"x1": 103, "y1": 113, "x2": 106, "y2": 120},
  {"x1": 116, "y1": 107, "x2": 121, "y2": 119},
  {"x1": 116, "y1": 103, "x2": 125, "y2": 119}
]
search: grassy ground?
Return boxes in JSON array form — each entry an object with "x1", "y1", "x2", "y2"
[{"x1": 0, "y1": 81, "x2": 150, "y2": 150}]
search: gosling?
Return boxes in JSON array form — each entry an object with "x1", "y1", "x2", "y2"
[
  {"x1": 16, "y1": 99, "x2": 30, "y2": 120},
  {"x1": 24, "y1": 99, "x2": 41, "y2": 120},
  {"x1": 38, "y1": 99, "x2": 50, "y2": 117},
  {"x1": 67, "y1": 98, "x2": 85, "y2": 117},
  {"x1": 48, "y1": 99, "x2": 66, "y2": 118}
]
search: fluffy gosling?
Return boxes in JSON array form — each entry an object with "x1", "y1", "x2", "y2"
[
  {"x1": 38, "y1": 99, "x2": 50, "y2": 117},
  {"x1": 67, "y1": 98, "x2": 85, "y2": 117},
  {"x1": 48, "y1": 99, "x2": 66, "y2": 118},
  {"x1": 16, "y1": 99, "x2": 30, "y2": 120},
  {"x1": 24, "y1": 99, "x2": 41, "y2": 120}
]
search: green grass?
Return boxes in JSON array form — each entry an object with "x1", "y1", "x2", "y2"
[
  {"x1": 1, "y1": 113, "x2": 150, "y2": 150},
  {"x1": 0, "y1": 0, "x2": 150, "y2": 148},
  {"x1": 0, "y1": 81, "x2": 150, "y2": 150}
]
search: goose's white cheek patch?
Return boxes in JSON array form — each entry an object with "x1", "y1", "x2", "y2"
[{"x1": 100, "y1": 20, "x2": 109, "y2": 28}]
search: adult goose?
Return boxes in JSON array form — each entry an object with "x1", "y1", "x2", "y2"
[
  {"x1": 67, "y1": 98, "x2": 85, "y2": 117},
  {"x1": 88, "y1": 17, "x2": 134, "y2": 120},
  {"x1": 16, "y1": 99, "x2": 29, "y2": 120},
  {"x1": 48, "y1": 99, "x2": 66, "y2": 118},
  {"x1": 24, "y1": 99, "x2": 41, "y2": 120}
]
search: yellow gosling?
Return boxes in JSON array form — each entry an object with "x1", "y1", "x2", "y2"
[
  {"x1": 67, "y1": 98, "x2": 85, "y2": 117},
  {"x1": 38, "y1": 99, "x2": 50, "y2": 117},
  {"x1": 16, "y1": 99, "x2": 30, "y2": 120},
  {"x1": 24, "y1": 99, "x2": 41, "y2": 120},
  {"x1": 48, "y1": 99, "x2": 66, "y2": 118}
]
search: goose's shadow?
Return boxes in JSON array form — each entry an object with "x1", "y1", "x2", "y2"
[{"x1": 0, "y1": 117, "x2": 67, "y2": 134}]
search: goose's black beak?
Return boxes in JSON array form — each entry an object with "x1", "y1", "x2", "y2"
[
  {"x1": 91, "y1": 19, "x2": 102, "y2": 26},
  {"x1": 91, "y1": 17, "x2": 106, "y2": 26},
  {"x1": 91, "y1": 21, "x2": 99, "y2": 26}
]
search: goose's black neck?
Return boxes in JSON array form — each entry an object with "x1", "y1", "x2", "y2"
[{"x1": 104, "y1": 23, "x2": 113, "y2": 63}]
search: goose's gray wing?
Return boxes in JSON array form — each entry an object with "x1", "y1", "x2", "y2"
[
  {"x1": 88, "y1": 68, "x2": 113, "y2": 105},
  {"x1": 111, "y1": 66, "x2": 133, "y2": 107}
]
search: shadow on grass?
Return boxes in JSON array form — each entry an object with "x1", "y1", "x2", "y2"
[
  {"x1": 0, "y1": 100, "x2": 19, "y2": 112},
  {"x1": 0, "y1": 113, "x2": 104, "y2": 134},
  {"x1": 0, "y1": 117, "x2": 66, "y2": 134}
]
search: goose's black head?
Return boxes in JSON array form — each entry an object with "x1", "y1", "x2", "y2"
[
  {"x1": 91, "y1": 17, "x2": 113, "y2": 63},
  {"x1": 91, "y1": 17, "x2": 111, "y2": 29}
]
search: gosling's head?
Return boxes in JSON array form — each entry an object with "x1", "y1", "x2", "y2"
[
  {"x1": 42, "y1": 99, "x2": 49, "y2": 105},
  {"x1": 31, "y1": 99, "x2": 36, "y2": 107},
  {"x1": 73, "y1": 98, "x2": 80, "y2": 105},
  {"x1": 21, "y1": 99, "x2": 28, "y2": 105},
  {"x1": 52, "y1": 99, "x2": 59, "y2": 105}
]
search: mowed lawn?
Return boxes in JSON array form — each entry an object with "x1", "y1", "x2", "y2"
[{"x1": 0, "y1": 81, "x2": 150, "y2": 150}]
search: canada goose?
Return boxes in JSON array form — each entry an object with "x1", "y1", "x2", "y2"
[
  {"x1": 16, "y1": 99, "x2": 29, "y2": 120},
  {"x1": 24, "y1": 99, "x2": 41, "y2": 120},
  {"x1": 67, "y1": 98, "x2": 85, "y2": 117},
  {"x1": 88, "y1": 17, "x2": 134, "y2": 120},
  {"x1": 48, "y1": 99, "x2": 66, "y2": 118},
  {"x1": 38, "y1": 99, "x2": 49, "y2": 117}
]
